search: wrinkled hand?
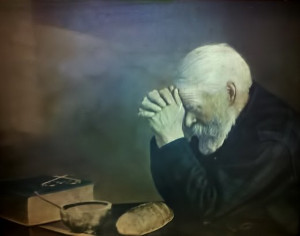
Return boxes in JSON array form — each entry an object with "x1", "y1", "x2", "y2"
[{"x1": 138, "y1": 86, "x2": 185, "y2": 147}]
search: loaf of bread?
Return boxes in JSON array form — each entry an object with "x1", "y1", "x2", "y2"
[{"x1": 116, "y1": 202, "x2": 174, "y2": 235}]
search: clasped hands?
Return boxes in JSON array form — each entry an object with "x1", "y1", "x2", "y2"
[{"x1": 138, "y1": 86, "x2": 185, "y2": 148}]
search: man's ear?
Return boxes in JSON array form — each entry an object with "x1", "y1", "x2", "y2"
[{"x1": 226, "y1": 81, "x2": 236, "y2": 105}]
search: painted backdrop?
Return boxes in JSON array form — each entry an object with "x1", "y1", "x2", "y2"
[{"x1": 0, "y1": 0, "x2": 299, "y2": 203}]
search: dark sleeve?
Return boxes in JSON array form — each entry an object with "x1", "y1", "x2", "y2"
[{"x1": 150, "y1": 137, "x2": 291, "y2": 220}]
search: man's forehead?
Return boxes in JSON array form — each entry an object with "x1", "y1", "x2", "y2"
[
  {"x1": 178, "y1": 87, "x2": 203, "y2": 108},
  {"x1": 176, "y1": 76, "x2": 207, "y2": 93},
  {"x1": 178, "y1": 83, "x2": 203, "y2": 98}
]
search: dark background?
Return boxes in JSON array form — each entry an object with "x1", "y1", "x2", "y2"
[{"x1": 0, "y1": 0, "x2": 299, "y2": 203}]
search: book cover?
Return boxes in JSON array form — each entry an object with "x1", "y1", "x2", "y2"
[
  {"x1": 0, "y1": 175, "x2": 94, "y2": 226},
  {"x1": 0, "y1": 218, "x2": 92, "y2": 236}
]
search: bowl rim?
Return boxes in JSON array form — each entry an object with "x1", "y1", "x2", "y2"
[{"x1": 61, "y1": 200, "x2": 112, "y2": 211}]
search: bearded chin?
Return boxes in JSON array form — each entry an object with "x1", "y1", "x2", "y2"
[{"x1": 185, "y1": 109, "x2": 236, "y2": 155}]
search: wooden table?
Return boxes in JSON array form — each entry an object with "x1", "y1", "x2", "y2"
[
  {"x1": 0, "y1": 203, "x2": 180, "y2": 236},
  {"x1": 0, "y1": 203, "x2": 232, "y2": 236}
]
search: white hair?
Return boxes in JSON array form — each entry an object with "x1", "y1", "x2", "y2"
[
  {"x1": 175, "y1": 43, "x2": 252, "y2": 95},
  {"x1": 177, "y1": 44, "x2": 252, "y2": 154}
]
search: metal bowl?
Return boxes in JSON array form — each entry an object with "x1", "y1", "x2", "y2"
[{"x1": 60, "y1": 200, "x2": 112, "y2": 234}]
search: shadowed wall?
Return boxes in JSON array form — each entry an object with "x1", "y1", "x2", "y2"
[{"x1": 0, "y1": 0, "x2": 299, "y2": 203}]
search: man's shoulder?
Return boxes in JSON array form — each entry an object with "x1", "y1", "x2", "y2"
[
  {"x1": 233, "y1": 82, "x2": 300, "y2": 181},
  {"x1": 245, "y1": 82, "x2": 299, "y2": 152}
]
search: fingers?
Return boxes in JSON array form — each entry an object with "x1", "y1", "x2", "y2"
[
  {"x1": 141, "y1": 96, "x2": 162, "y2": 112},
  {"x1": 147, "y1": 90, "x2": 167, "y2": 108},
  {"x1": 173, "y1": 88, "x2": 182, "y2": 106},
  {"x1": 139, "y1": 87, "x2": 180, "y2": 120},
  {"x1": 138, "y1": 108, "x2": 156, "y2": 118},
  {"x1": 169, "y1": 85, "x2": 175, "y2": 92},
  {"x1": 159, "y1": 88, "x2": 175, "y2": 105}
]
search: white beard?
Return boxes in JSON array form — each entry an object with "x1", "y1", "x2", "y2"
[{"x1": 184, "y1": 108, "x2": 236, "y2": 155}]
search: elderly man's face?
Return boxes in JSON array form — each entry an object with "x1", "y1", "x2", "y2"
[{"x1": 179, "y1": 87, "x2": 236, "y2": 155}]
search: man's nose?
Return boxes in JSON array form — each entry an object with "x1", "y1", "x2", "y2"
[{"x1": 185, "y1": 112, "x2": 197, "y2": 128}]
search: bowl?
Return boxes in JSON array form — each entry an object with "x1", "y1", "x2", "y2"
[{"x1": 60, "y1": 200, "x2": 112, "y2": 234}]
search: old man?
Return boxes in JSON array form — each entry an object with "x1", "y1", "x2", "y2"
[{"x1": 139, "y1": 44, "x2": 299, "y2": 235}]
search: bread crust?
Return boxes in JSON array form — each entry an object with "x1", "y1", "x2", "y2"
[{"x1": 116, "y1": 202, "x2": 174, "y2": 235}]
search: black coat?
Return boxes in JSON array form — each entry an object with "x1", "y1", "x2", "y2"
[{"x1": 150, "y1": 82, "x2": 300, "y2": 236}]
